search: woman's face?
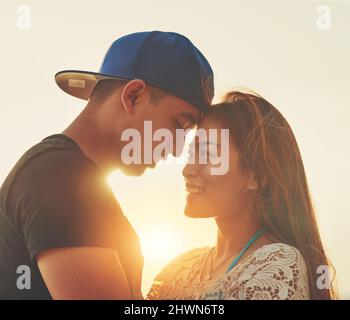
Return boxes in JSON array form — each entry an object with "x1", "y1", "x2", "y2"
[{"x1": 182, "y1": 120, "x2": 257, "y2": 219}]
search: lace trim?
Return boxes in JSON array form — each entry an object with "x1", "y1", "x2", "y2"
[{"x1": 147, "y1": 243, "x2": 310, "y2": 300}]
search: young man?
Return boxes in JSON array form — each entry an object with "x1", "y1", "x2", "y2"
[{"x1": 0, "y1": 31, "x2": 214, "y2": 299}]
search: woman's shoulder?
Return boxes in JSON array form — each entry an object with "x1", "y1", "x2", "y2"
[
  {"x1": 245, "y1": 242, "x2": 307, "y2": 266},
  {"x1": 225, "y1": 242, "x2": 310, "y2": 299},
  {"x1": 235, "y1": 242, "x2": 308, "y2": 279}
]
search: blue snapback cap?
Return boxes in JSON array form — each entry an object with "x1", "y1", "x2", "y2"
[{"x1": 55, "y1": 31, "x2": 214, "y2": 112}]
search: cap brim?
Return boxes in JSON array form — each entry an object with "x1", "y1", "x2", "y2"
[{"x1": 55, "y1": 70, "x2": 128, "y2": 100}]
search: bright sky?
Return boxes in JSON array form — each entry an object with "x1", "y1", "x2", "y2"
[{"x1": 0, "y1": 0, "x2": 349, "y2": 298}]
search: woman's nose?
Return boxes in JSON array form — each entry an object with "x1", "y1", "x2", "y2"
[{"x1": 182, "y1": 163, "x2": 198, "y2": 179}]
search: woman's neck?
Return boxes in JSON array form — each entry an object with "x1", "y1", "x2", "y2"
[{"x1": 214, "y1": 211, "x2": 261, "y2": 260}]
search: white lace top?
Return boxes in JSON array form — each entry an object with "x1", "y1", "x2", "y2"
[{"x1": 147, "y1": 243, "x2": 310, "y2": 300}]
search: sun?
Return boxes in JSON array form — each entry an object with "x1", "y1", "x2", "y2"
[{"x1": 138, "y1": 226, "x2": 185, "y2": 265}]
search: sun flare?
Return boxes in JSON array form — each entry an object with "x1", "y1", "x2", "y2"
[{"x1": 138, "y1": 227, "x2": 185, "y2": 264}]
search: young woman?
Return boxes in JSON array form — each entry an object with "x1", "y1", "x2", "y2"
[{"x1": 147, "y1": 90, "x2": 336, "y2": 300}]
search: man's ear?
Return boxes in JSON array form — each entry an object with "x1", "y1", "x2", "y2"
[{"x1": 121, "y1": 79, "x2": 147, "y2": 114}]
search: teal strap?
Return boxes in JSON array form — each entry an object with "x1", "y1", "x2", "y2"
[{"x1": 225, "y1": 229, "x2": 265, "y2": 273}]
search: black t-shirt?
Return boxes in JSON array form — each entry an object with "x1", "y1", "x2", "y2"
[{"x1": 0, "y1": 134, "x2": 143, "y2": 299}]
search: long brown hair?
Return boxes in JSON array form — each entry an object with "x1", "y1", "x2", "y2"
[{"x1": 204, "y1": 90, "x2": 336, "y2": 300}]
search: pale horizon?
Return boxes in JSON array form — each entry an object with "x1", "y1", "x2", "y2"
[{"x1": 1, "y1": 0, "x2": 349, "y2": 298}]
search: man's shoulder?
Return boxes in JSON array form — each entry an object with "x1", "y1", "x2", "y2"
[
  {"x1": 5, "y1": 136, "x2": 101, "y2": 198},
  {"x1": 21, "y1": 137, "x2": 98, "y2": 180}
]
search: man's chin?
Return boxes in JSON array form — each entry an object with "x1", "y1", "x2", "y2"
[{"x1": 121, "y1": 164, "x2": 155, "y2": 176}]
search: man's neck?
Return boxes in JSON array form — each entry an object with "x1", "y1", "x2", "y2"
[{"x1": 62, "y1": 110, "x2": 120, "y2": 176}]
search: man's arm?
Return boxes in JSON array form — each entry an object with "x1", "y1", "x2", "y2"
[{"x1": 37, "y1": 246, "x2": 131, "y2": 300}]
